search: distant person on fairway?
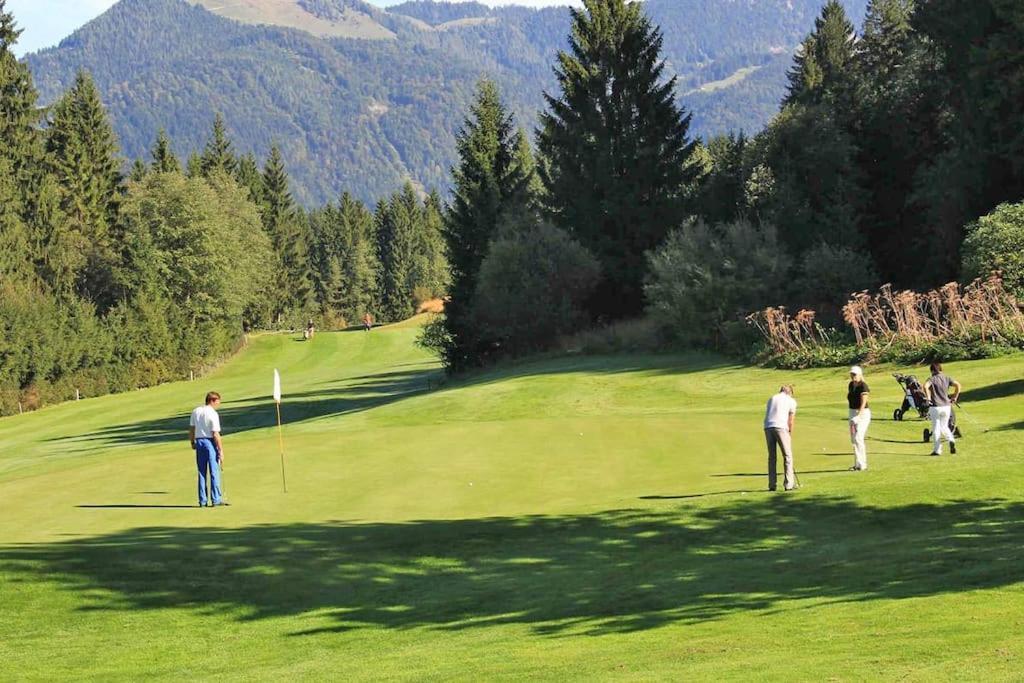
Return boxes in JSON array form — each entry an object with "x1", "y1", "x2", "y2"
[
  {"x1": 363, "y1": 312, "x2": 373, "y2": 332},
  {"x1": 764, "y1": 384, "x2": 797, "y2": 491},
  {"x1": 847, "y1": 366, "x2": 871, "y2": 471},
  {"x1": 924, "y1": 361, "x2": 961, "y2": 456},
  {"x1": 305, "y1": 318, "x2": 315, "y2": 340},
  {"x1": 189, "y1": 391, "x2": 227, "y2": 507}
]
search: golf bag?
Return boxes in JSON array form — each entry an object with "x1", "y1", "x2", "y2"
[
  {"x1": 892, "y1": 373, "x2": 929, "y2": 420},
  {"x1": 892, "y1": 373, "x2": 962, "y2": 442}
]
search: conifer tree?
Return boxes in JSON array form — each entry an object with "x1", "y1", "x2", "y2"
[
  {"x1": 235, "y1": 152, "x2": 265, "y2": 203},
  {"x1": 442, "y1": 80, "x2": 526, "y2": 370},
  {"x1": 0, "y1": 0, "x2": 40, "y2": 279},
  {"x1": 262, "y1": 143, "x2": 313, "y2": 316},
  {"x1": 150, "y1": 128, "x2": 180, "y2": 174},
  {"x1": 377, "y1": 183, "x2": 420, "y2": 321},
  {"x1": 338, "y1": 192, "x2": 379, "y2": 322},
  {"x1": 784, "y1": 1, "x2": 857, "y2": 107},
  {"x1": 129, "y1": 158, "x2": 148, "y2": 182},
  {"x1": 45, "y1": 69, "x2": 123, "y2": 307},
  {"x1": 185, "y1": 152, "x2": 203, "y2": 178},
  {"x1": 538, "y1": 0, "x2": 698, "y2": 318},
  {"x1": 200, "y1": 113, "x2": 238, "y2": 177}
]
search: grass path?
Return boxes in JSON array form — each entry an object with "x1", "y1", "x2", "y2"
[{"x1": 1, "y1": 321, "x2": 1023, "y2": 680}]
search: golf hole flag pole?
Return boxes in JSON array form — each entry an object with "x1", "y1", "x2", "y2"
[{"x1": 274, "y1": 369, "x2": 288, "y2": 493}]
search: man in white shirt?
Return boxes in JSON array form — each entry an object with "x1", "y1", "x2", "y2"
[
  {"x1": 189, "y1": 391, "x2": 226, "y2": 507},
  {"x1": 764, "y1": 385, "x2": 797, "y2": 491}
]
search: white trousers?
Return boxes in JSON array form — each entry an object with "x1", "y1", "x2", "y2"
[
  {"x1": 849, "y1": 409, "x2": 871, "y2": 470},
  {"x1": 929, "y1": 405, "x2": 955, "y2": 454}
]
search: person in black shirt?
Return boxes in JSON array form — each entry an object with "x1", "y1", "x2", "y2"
[{"x1": 847, "y1": 365, "x2": 871, "y2": 471}]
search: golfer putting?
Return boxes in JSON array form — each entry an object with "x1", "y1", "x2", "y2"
[
  {"x1": 764, "y1": 385, "x2": 797, "y2": 491},
  {"x1": 189, "y1": 391, "x2": 228, "y2": 507}
]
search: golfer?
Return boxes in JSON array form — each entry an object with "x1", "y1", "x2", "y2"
[
  {"x1": 189, "y1": 391, "x2": 227, "y2": 507},
  {"x1": 924, "y1": 361, "x2": 961, "y2": 456},
  {"x1": 764, "y1": 385, "x2": 797, "y2": 491},
  {"x1": 847, "y1": 366, "x2": 871, "y2": 471}
]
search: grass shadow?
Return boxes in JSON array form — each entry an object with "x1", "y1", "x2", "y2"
[
  {"x1": 4, "y1": 496, "x2": 1024, "y2": 637},
  {"x1": 961, "y1": 379, "x2": 1024, "y2": 403},
  {"x1": 47, "y1": 368, "x2": 441, "y2": 451}
]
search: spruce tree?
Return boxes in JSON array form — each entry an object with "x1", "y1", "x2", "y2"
[
  {"x1": 861, "y1": 0, "x2": 915, "y2": 82},
  {"x1": 338, "y1": 192, "x2": 379, "y2": 322},
  {"x1": 235, "y1": 152, "x2": 265, "y2": 204},
  {"x1": 150, "y1": 128, "x2": 180, "y2": 174},
  {"x1": 200, "y1": 113, "x2": 238, "y2": 177},
  {"x1": 45, "y1": 69, "x2": 123, "y2": 307},
  {"x1": 377, "y1": 183, "x2": 420, "y2": 321},
  {"x1": 262, "y1": 143, "x2": 314, "y2": 316},
  {"x1": 442, "y1": 80, "x2": 526, "y2": 370},
  {"x1": 784, "y1": 1, "x2": 857, "y2": 107},
  {"x1": 0, "y1": 0, "x2": 40, "y2": 279},
  {"x1": 538, "y1": 0, "x2": 698, "y2": 318},
  {"x1": 129, "y1": 158, "x2": 148, "y2": 182}
]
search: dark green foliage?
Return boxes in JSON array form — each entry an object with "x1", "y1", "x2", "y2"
[
  {"x1": 472, "y1": 220, "x2": 600, "y2": 358},
  {"x1": 376, "y1": 183, "x2": 421, "y2": 322},
  {"x1": 262, "y1": 144, "x2": 316, "y2": 319},
  {"x1": 44, "y1": 69, "x2": 123, "y2": 308},
  {"x1": 538, "y1": 0, "x2": 699, "y2": 318},
  {"x1": 645, "y1": 220, "x2": 791, "y2": 348},
  {"x1": 150, "y1": 128, "x2": 180, "y2": 174},
  {"x1": 785, "y1": 1, "x2": 858, "y2": 107},
  {"x1": 440, "y1": 81, "x2": 529, "y2": 371},
  {"x1": 961, "y1": 202, "x2": 1024, "y2": 298},
  {"x1": 793, "y1": 243, "x2": 880, "y2": 308},
  {"x1": 201, "y1": 113, "x2": 239, "y2": 178}
]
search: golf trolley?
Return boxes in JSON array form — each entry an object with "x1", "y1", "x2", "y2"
[{"x1": 891, "y1": 373, "x2": 962, "y2": 443}]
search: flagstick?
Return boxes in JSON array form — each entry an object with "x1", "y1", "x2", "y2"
[{"x1": 275, "y1": 400, "x2": 288, "y2": 493}]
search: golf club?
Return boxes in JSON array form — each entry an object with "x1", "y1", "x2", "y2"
[{"x1": 955, "y1": 401, "x2": 989, "y2": 433}]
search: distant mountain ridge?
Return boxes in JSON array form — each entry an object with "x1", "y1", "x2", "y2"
[{"x1": 25, "y1": 0, "x2": 868, "y2": 205}]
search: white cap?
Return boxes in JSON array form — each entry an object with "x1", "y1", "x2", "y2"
[{"x1": 850, "y1": 365, "x2": 863, "y2": 377}]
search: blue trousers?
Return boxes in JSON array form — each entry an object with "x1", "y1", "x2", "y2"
[{"x1": 195, "y1": 438, "x2": 223, "y2": 506}]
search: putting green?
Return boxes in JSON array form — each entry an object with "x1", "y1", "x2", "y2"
[{"x1": 1, "y1": 320, "x2": 1023, "y2": 680}]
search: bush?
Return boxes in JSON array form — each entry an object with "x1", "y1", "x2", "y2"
[
  {"x1": 472, "y1": 222, "x2": 600, "y2": 357},
  {"x1": 645, "y1": 219, "x2": 790, "y2": 347},
  {"x1": 793, "y1": 243, "x2": 880, "y2": 307},
  {"x1": 962, "y1": 201, "x2": 1024, "y2": 298},
  {"x1": 557, "y1": 318, "x2": 665, "y2": 355}
]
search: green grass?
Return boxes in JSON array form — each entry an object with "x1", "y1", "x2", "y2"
[{"x1": 2, "y1": 320, "x2": 1023, "y2": 680}]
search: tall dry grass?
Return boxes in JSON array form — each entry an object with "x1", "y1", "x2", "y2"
[{"x1": 748, "y1": 275, "x2": 1024, "y2": 355}]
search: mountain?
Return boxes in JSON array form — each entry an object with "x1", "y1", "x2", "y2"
[{"x1": 25, "y1": 0, "x2": 868, "y2": 205}]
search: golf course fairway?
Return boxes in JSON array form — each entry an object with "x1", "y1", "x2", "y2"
[{"x1": 2, "y1": 320, "x2": 1023, "y2": 681}]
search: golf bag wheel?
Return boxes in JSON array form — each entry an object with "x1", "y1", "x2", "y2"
[
  {"x1": 893, "y1": 408, "x2": 902, "y2": 421},
  {"x1": 923, "y1": 428, "x2": 931, "y2": 443}
]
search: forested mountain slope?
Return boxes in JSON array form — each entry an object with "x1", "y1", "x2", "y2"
[{"x1": 26, "y1": 0, "x2": 867, "y2": 204}]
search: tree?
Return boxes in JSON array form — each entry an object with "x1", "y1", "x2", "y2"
[
  {"x1": 200, "y1": 113, "x2": 238, "y2": 177},
  {"x1": 0, "y1": 0, "x2": 40, "y2": 280},
  {"x1": 262, "y1": 143, "x2": 314, "y2": 317},
  {"x1": 337, "y1": 193, "x2": 379, "y2": 323},
  {"x1": 961, "y1": 202, "x2": 1024, "y2": 298},
  {"x1": 472, "y1": 219, "x2": 599, "y2": 357},
  {"x1": 784, "y1": 1, "x2": 858, "y2": 107},
  {"x1": 45, "y1": 69, "x2": 123, "y2": 308},
  {"x1": 150, "y1": 128, "x2": 180, "y2": 174},
  {"x1": 235, "y1": 152, "x2": 264, "y2": 203},
  {"x1": 441, "y1": 80, "x2": 528, "y2": 370},
  {"x1": 538, "y1": 0, "x2": 698, "y2": 318},
  {"x1": 377, "y1": 183, "x2": 420, "y2": 321}
]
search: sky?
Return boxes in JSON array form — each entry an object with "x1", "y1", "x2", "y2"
[{"x1": 8, "y1": 0, "x2": 580, "y2": 57}]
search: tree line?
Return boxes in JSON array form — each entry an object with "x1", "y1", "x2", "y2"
[
  {"x1": 0, "y1": 0, "x2": 446, "y2": 414},
  {"x1": 433, "y1": 0, "x2": 1023, "y2": 370}
]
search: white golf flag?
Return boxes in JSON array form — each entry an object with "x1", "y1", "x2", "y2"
[{"x1": 273, "y1": 368, "x2": 282, "y2": 403}]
